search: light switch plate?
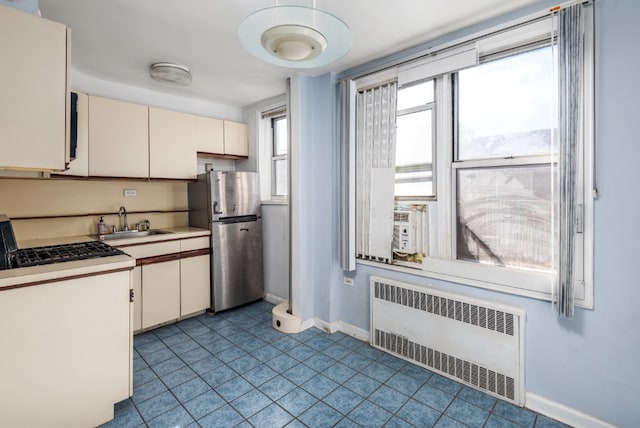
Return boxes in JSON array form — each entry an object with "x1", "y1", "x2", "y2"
[{"x1": 124, "y1": 189, "x2": 137, "y2": 197}]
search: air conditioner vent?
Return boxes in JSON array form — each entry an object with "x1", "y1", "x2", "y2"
[{"x1": 394, "y1": 211, "x2": 410, "y2": 222}]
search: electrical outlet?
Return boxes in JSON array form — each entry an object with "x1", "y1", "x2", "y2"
[
  {"x1": 123, "y1": 189, "x2": 137, "y2": 197},
  {"x1": 343, "y1": 277, "x2": 354, "y2": 286}
]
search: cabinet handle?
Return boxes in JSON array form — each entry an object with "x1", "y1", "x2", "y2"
[
  {"x1": 129, "y1": 289, "x2": 134, "y2": 303},
  {"x1": 240, "y1": 228, "x2": 249, "y2": 232}
]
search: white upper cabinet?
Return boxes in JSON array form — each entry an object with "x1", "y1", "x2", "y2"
[
  {"x1": 58, "y1": 91, "x2": 89, "y2": 177},
  {"x1": 0, "y1": 5, "x2": 69, "y2": 171},
  {"x1": 149, "y1": 107, "x2": 198, "y2": 180},
  {"x1": 194, "y1": 115, "x2": 224, "y2": 154},
  {"x1": 88, "y1": 96, "x2": 149, "y2": 178},
  {"x1": 223, "y1": 120, "x2": 249, "y2": 157}
]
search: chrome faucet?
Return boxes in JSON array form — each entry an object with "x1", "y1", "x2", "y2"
[
  {"x1": 136, "y1": 219, "x2": 151, "y2": 231},
  {"x1": 118, "y1": 206, "x2": 129, "y2": 231}
]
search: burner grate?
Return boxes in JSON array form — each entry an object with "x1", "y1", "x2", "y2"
[{"x1": 12, "y1": 241, "x2": 125, "y2": 268}]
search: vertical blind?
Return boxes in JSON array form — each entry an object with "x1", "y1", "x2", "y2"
[
  {"x1": 554, "y1": 2, "x2": 589, "y2": 318},
  {"x1": 356, "y1": 82, "x2": 397, "y2": 262}
]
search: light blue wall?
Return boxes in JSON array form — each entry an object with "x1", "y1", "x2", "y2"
[
  {"x1": 0, "y1": 0, "x2": 39, "y2": 15},
  {"x1": 295, "y1": 0, "x2": 640, "y2": 426},
  {"x1": 295, "y1": 73, "x2": 340, "y2": 323}
]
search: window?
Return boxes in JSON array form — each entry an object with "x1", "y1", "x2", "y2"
[
  {"x1": 395, "y1": 81, "x2": 435, "y2": 199},
  {"x1": 454, "y1": 46, "x2": 556, "y2": 272},
  {"x1": 259, "y1": 102, "x2": 287, "y2": 202},
  {"x1": 341, "y1": 3, "x2": 594, "y2": 305},
  {"x1": 271, "y1": 115, "x2": 288, "y2": 198}
]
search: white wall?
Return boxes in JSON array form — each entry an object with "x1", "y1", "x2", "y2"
[
  {"x1": 261, "y1": 204, "x2": 289, "y2": 304},
  {"x1": 71, "y1": 68, "x2": 242, "y2": 122}
]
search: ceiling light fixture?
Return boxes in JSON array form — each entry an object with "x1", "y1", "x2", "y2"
[
  {"x1": 238, "y1": 3, "x2": 351, "y2": 68},
  {"x1": 149, "y1": 62, "x2": 192, "y2": 86}
]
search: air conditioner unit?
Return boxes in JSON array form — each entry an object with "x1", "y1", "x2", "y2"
[{"x1": 393, "y1": 210, "x2": 416, "y2": 253}]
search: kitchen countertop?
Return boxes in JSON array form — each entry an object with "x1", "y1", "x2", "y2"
[
  {"x1": 0, "y1": 254, "x2": 135, "y2": 290},
  {"x1": 2, "y1": 226, "x2": 210, "y2": 290}
]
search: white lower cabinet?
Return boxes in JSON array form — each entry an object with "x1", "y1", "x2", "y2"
[
  {"x1": 0, "y1": 270, "x2": 131, "y2": 428},
  {"x1": 121, "y1": 236, "x2": 210, "y2": 333},
  {"x1": 181, "y1": 254, "x2": 211, "y2": 316},
  {"x1": 141, "y1": 259, "x2": 181, "y2": 329},
  {"x1": 132, "y1": 266, "x2": 142, "y2": 331}
]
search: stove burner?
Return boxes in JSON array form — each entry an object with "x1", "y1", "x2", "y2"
[{"x1": 11, "y1": 241, "x2": 125, "y2": 268}]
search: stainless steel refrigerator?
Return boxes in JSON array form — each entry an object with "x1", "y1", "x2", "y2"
[{"x1": 188, "y1": 171, "x2": 264, "y2": 312}]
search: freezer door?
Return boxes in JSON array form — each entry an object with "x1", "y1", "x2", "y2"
[
  {"x1": 210, "y1": 171, "x2": 261, "y2": 221},
  {"x1": 211, "y1": 218, "x2": 264, "y2": 312}
]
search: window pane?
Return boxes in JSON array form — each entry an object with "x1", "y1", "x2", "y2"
[
  {"x1": 457, "y1": 47, "x2": 555, "y2": 160},
  {"x1": 273, "y1": 117, "x2": 288, "y2": 155},
  {"x1": 273, "y1": 158, "x2": 288, "y2": 197},
  {"x1": 397, "y1": 81, "x2": 434, "y2": 110},
  {"x1": 456, "y1": 165, "x2": 553, "y2": 271},
  {"x1": 395, "y1": 109, "x2": 434, "y2": 197}
]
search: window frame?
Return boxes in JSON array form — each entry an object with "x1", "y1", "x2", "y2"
[
  {"x1": 258, "y1": 100, "x2": 288, "y2": 204},
  {"x1": 270, "y1": 115, "x2": 288, "y2": 199},
  {"x1": 395, "y1": 80, "x2": 437, "y2": 201}
]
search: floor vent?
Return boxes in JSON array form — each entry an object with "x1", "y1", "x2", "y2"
[{"x1": 370, "y1": 276, "x2": 525, "y2": 405}]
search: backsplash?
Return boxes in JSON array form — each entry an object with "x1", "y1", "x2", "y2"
[{"x1": 0, "y1": 178, "x2": 188, "y2": 242}]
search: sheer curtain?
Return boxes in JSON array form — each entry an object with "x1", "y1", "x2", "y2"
[
  {"x1": 356, "y1": 82, "x2": 398, "y2": 262},
  {"x1": 554, "y1": 2, "x2": 588, "y2": 318}
]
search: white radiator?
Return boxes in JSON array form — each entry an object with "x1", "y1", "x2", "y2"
[{"x1": 370, "y1": 276, "x2": 525, "y2": 405}]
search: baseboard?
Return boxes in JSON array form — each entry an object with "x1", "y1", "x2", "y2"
[
  {"x1": 263, "y1": 293, "x2": 287, "y2": 306},
  {"x1": 526, "y1": 393, "x2": 616, "y2": 428},
  {"x1": 299, "y1": 317, "x2": 370, "y2": 342},
  {"x1": 334, "y1": 320, "x2": 370, "y2": 342}
]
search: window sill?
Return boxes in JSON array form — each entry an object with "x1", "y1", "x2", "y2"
[
  {"x1": 261, "y1": 199, "x2": 288, "y2": 206},
  {"x1": 357, "y1": 258, "x2": 553, "y2": 302}
]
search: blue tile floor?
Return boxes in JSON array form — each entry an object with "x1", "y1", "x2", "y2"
[{"x1": 103, "y1": 301, "x2": 569, "y2": 428}]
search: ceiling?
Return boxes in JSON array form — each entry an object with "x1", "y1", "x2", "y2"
[{"x1": 38, "y1": 0, "x2": 540, "y2": 109}]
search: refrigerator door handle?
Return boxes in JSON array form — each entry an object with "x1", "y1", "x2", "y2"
[{"x1": 213, "y1": 201, "x2": 223, "y2": 215}]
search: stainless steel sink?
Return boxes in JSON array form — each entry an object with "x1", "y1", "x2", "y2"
[{"x1": 100, "y1": 230, "x2": 172, "y2": 241}]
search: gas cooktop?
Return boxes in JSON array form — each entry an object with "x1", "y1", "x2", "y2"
[{"x1": 10, "y1": 241, "x2": 125, "y2": 269}]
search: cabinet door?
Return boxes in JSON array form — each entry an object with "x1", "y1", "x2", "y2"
[
  {"x1": 149, "y1": 107, "x2": 197, "y2": 179},
  {"x1": 0, "y1": 6, "x2": 68, "y2": 171},
  {"x1": 180, "y1": 254, "x2": 211, "y2": 316},
  {"x1": 132, "y1": 266, "x2": 142, "y2": 332},
  {"x1": 141, "y1": 260, "x2": 180, "y2": 329},
  {"x1": 223, "y1": 121, "x2": 249, "y2": 157},
  {"x1": 195, "y1": 115, "x2": 224, "y2": 154},
  {"x1": 58, "y1": 91, "x2": 89, "y2": 176},
  {"x1": 88, "y1": 96, "x2": 149, "y2": 178}
]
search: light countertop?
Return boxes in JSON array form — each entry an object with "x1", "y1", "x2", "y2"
[
  {"x1": 3, "y1": 227, "x2": 210, "y2": 290},
  {"x1": 0, "y1": 255, "x2": 135, "y2": 290}
]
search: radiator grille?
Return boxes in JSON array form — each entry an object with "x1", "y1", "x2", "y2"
[
  {"x1": 371, "y1": 277, "x2": 523, "y2": 405},
  {"x1": 374, "y1": 329, "x2": 516, "y2": 401},
  {"x1": 373, "y1": 280, "x2": 515, "y2": 336}
]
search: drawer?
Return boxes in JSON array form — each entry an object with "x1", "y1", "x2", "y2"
[
  {"x1": 181, "y1": 237, "x2": 210, "y2": 252},
  {"x1": 117, "y1": 240, "x2": 181, "y2": 259}
]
